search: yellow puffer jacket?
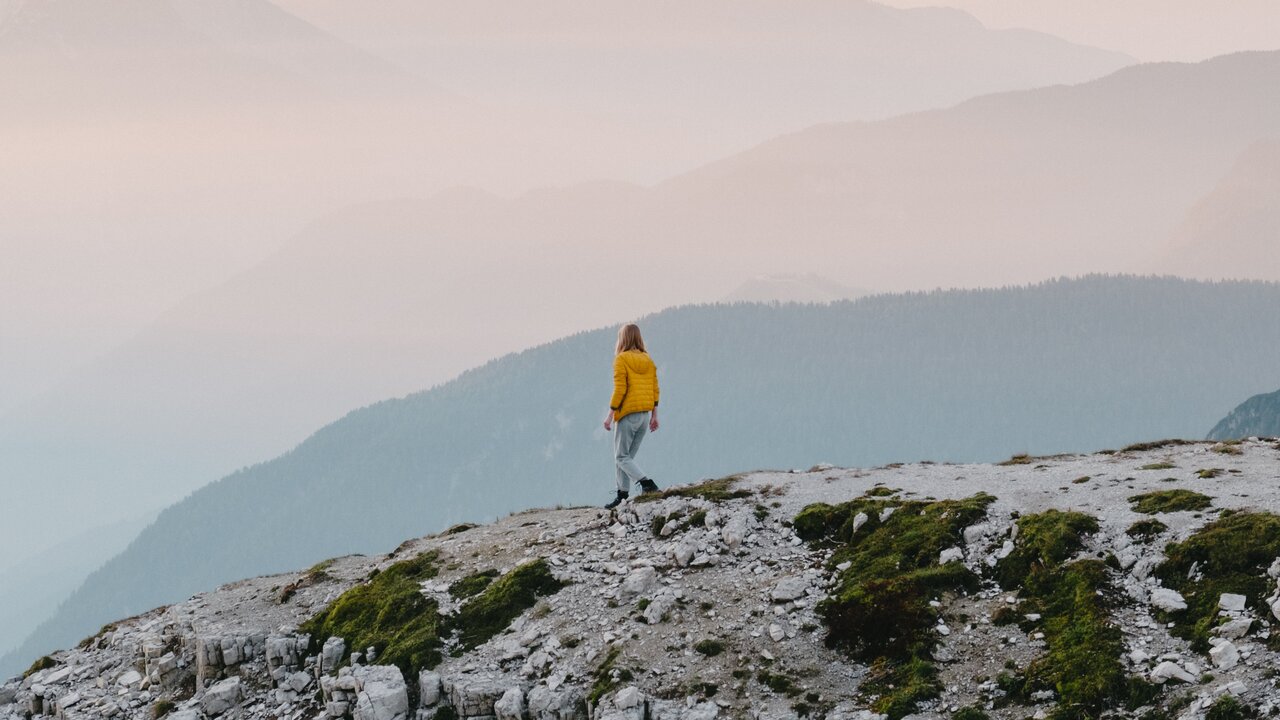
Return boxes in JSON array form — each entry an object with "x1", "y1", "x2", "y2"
[{"x1": 610, "y1": 350, "x2": 660, "y2": 421}]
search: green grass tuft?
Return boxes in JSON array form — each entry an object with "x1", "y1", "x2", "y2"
[
  {"x1": 1205, "y1": 695, "x2": 1252, "y2": 720},
  {"x1": 693, "y1": 639, "x2": 726, "y2": 657},
  {"x1": 994, "y1": 511, "x2": 1136, "y2": 720},
  {"x1": 953, "y1": 706, "x2": 991, "y2": 720},
  {"x1": 1139, "y1": 462, "x2": 1176, "y2": 471},
  {"x1": 1125, "y1": 519, "x2": 1168, "y2": 543},
  {"x1": 450, "y1": 559, "x2": 565, "y2": 649},
  {"x1": 798, "y1": 492, "x2": 994, "y2": 719},
  {"x1": 588, "y1": 646, "x2": 623, "y2": 704},
  {"x1": 23, "y1": 655, "x2": 57, "y2": 678},
  {"x1": 1197, "y1": 468, "x2": 1224, "y2": 479},
  {"x1": 1128, "y1": 490, "x2": 1212, "y2": 514},
  {"x1": 1155, "y1": 511, "x2": 1280, "y2": 652},
  {"x1": 992, "y1": 510, "x2": 1098, "y2": 589},
  {"x1": 152, "y1": 700, "x2": 177, "y2": 719},
  {"x1": 300, "y1": 550, "x2": 444, "y2": 681},
  {"x1": 448, "y1": 569, "x2": 499, "y2": 599}
]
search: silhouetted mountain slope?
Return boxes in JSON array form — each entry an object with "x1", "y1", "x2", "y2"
[
  {"x1": 7, "y1": 275, "x2": 1280, "y2": 677},
  {"x1": 1208, "y1": 389, "x2": 1280, "y2": 440},
  {"x1": 1162, "y1": 139, "x2": 1280, "y2": 281}
]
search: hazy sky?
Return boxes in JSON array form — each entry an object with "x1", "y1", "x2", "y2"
[{"x1": 875, "y1": 0, "x2": 1280, "y2": 62}]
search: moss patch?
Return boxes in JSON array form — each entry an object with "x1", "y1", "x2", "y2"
[
  {"x1": 300, "y1": 550, "x2": 444, "y2": 680},
  {"x1": 1139, "y1": 462, "x2": 1176, "y2": 471},
  {"x1": 588, "y1": 646, "x2": 624, "y2": 704},
  {"x1": 1122, "y1": 440, "x2": 1194, "y2": 453},
  {"x1": 1154, "y1": 511, "x2": 1280, "y2": 652},
  {"x1": 1197, "y1": 468, "x2": 1224, "y2": 479},
  {"x1": 1125, "y1": 519, "x2": 1168, "y2": 543},
  {"x1": 992, "y1": 510, "x2": 1098, "y2": 590},
  {"x1": 634, "y1": 476, "x2": 752, "y2": 504},
  {"x1": 1205, "y1": 695, "x2": 1253, "y2": 720},
  {"x1": 448, "y1": 569, "x2": 499, "y2": 599},
  {"x1": 798, "y1": 492, "x2": 994, "y2": 719},
  {"x1": 23, "y1": 655, "x2": 57, "y2": 678},
  {"x1": 994, "y1": 511, "x2": 1136, "y2": 720},
  {"x1": 953, "y1": 706, "x2": 991, "y2": 720},
  {"x1": 694, "y1": 639, "x2": 726, "y2": 657},
  {"x1": 450, "y1": 559, "x2": 565, "y2": 649},
  {"x1": 1128, "y1": 490, "x2": 1212, "y2": 514}
]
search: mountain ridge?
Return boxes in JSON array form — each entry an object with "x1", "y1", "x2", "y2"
[
  {"x1": 8, "y1": 439, "x2": 1280, "y2": 718},
  {"x1": 6, "y1": 275, "x2": 1280, "y2": 679}
]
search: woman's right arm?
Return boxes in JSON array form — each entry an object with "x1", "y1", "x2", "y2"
[{"x1": 606, "y1": 356, "x2": 627, "y2": 429}]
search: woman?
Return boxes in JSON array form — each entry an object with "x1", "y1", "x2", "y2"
[{"x1": 603, "y1": 323, "x2": 661, "y2": 509}]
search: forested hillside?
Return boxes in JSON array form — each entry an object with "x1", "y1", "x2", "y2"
[
  {"x1": 1208, "y1": 388, "x2": 1280, "y2": 440},
  {"x1": 8, "y1": 275, "x2": 1280, "y2": 677}
]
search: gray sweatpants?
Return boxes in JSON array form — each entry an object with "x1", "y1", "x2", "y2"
[{"x1": 614, "y1": 411, "x2": 650, "y2": 492}]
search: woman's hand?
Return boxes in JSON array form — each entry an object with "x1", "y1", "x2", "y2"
[
  {"x1": 603, "y1": 412, "x2": 614, "y2": 431},
  {"x1": 649, "y1": 411, "x2": 659, "y2": 432}
]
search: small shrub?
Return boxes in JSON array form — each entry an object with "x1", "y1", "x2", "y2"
[
  {"x1": 1125, "y1": 519, "x2": 1168, "y2": 542},
  {"x1": 1197, "y1": 468, "x2": 1224, "y2": 479},
  {"x1": 448, "y1": 569, "x2": 500, "y2": 599},
  {"x1": 999, "y1": 454, "x2": 1033, "y2": 466},
  {"x1": 23, "y1": 655, "x2": 56, "y2": 678},
  {"x1": 694, "y1": 639, "x2": 725, "y2": 656},
  {"x1": 953, "y1": 707, "x2": 990, "y2": 720},
  {"x1": 1205, "y1": 695, "x2": 1252, "y2": 720},
  {"x1": 1140, "y1": 462, "x2": 1176, "y2": 470},
  {"x1": 757, "y1": 669, "x2": 800, "y2": 696},
  {"x1": 443, "y1": 523, "x2": 477, "y2": 535},
  {"x1": 1128, "y1": 490, "x2": 1212, "y2": 514},
  {"x1": 1212, "y1": 443, "x2": 1243, "y2": 456},
  {"x1": 153, "y1": 700, "x2": 177, "y2": 719},
  {"x1": 865, "y1": 486, "x2": 899, "y2": 497},
  {"x1": 588, "y1": 647, "x2": 623, "y2": 704}
]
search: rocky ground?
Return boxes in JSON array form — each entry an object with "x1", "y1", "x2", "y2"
[{"x1": 5, "y1": 439, "x2": 1280, "y2": 720}]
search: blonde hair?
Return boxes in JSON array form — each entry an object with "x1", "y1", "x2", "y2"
[{"x1": 616, "y1": 323, "x2": 646, "y2": 354}]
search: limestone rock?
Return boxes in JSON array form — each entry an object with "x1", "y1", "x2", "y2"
[
  {"x1": 353, "y1": 665, "x2": 410, "y2": 720},
  {"x1": 419, "y1": 671, "x2": 443, "y2": 707},
  {"x1": 770, "y1": 577, "x2": 808, "y2": 602},
  {"x1": 1219, "y1": 593, "x2": 1247, "y2": 612},
  {"x1": 939, "y1": 547, "x2": 964, "y2": 565},
  {"x1": 617, "y1": 567, "x2": 658, "y2": 603},
  {"x1": 201, "y1": 677, "x2": 243, "y2": 716},
  {"x1": 1210, "y1": 640, "x2": 1240, "y2": 670},
  {"x1": 1150, "y1": 661, "x2": 1196, "y2": 684},
  {"x1": 494, "y1": 687, "x2": 527, "y2": 720},
  {"x1": 1150, "y1": 587, "x2": 1187, "y2": 612}
]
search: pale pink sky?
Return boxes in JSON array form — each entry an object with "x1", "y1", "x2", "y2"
[{"x1": 875, "y1": 0, "x2": 1280, "y2": 62}]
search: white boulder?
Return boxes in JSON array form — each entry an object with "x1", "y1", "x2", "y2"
[
  {"x1": 1210, "y1": 641, "x2": 1240, "y2": 670},
  {"x1": 617, "y1": 567, "x2": 658, "y2": 603},
  {"x1": 1150, "y1": 661, "x2": 1196, "y2": 684},
  {"x1": 1219, "y1": 593, "x2": 1247, "y2": 612},
  {"x1": 1150, "y1": 587, "x2": 1188, "y2": 612},
  {"x1": 201, "y1": 677, "x2": 243, "y2": 717},
  {"x1": 494, "y1": 687, "x2": 527, "y2": 720},
  {"x1": 352, "y1": 665, "x2": 409, "y2": 720}
]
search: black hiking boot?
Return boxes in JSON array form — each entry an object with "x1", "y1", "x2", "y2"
[
  {"x1": 605, "y1": 490, "x2": 629, "y2": 510},
  {"x1": 638, "y1": 478, "x2": 660, "y2": 495}
]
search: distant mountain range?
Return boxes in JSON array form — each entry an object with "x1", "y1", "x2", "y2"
[
  {"x1": 4, "y1": 52, "x2": 1277, "y2": 576},
  {"x1": 1208, "y1": 388, "x2": 1280, "y2": 441},
  {"x1": 6, "y1": 275, "x2": 1280, "y2": 678}
]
